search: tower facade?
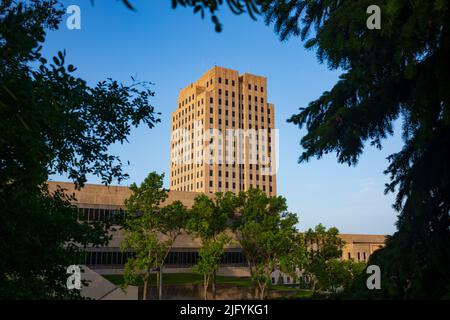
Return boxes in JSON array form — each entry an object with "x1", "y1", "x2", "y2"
[{"x1": 170, "y1": 66, "x2": 277, "y2": 196}]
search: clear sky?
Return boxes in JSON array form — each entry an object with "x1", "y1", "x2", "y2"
[{"x1": 45, "y1": 0, "x2": 402, "y2": 235}]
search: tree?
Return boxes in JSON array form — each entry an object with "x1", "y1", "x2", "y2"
[
  {"x1": 193, "y1": 234, "x2": 230, "y2": 300},
  {"x1": 301, "y1": 224, "x2": 365, "y2": 296},
  {"x1": 303, "y1": 224, "x2": 345, "y2": 293},
  {"x1": 121, "y1": 172, "x2": 187, "y2": 300},
  {"x1": 0, "y1": 0, "x2": 159, "y2": 299},
  {"x1": 236, "y1": 188, "x2": 300, "y2": 299},
  {"x1": 188, "y1": 192, "x2": 237, "y2": 299},
  {"x1": 173, "y1": 0, "x2": 450, "y2": 298},
  {"x1": 156, "y1": 200, "x2": 189, "y2": 298}
]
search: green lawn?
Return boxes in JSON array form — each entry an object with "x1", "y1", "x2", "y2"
[
  {"x1": 103, "y1": 273, "x2": 252, "y2": 287},
  {"x1": 103, "y1": 273, "x2": 313, "y2": 299}
]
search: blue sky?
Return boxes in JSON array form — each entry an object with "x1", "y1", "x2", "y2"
[{"x1": 45, "y1": 0, "x2": 402, "y2": 234}]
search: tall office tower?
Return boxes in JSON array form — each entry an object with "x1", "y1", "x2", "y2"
[{"x1": 170, "y1": 66, "x2": 277, "y2": 196}]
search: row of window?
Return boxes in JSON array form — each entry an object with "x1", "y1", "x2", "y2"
[
  {"x1": 178, "y1": 85, "x2": 265, "y2": 112},
  {"x1": 172, "y1": 164, "x2": 274, "y2": 177},
  {"x1": 207, "y1": 180, "x2": 273, "y2": 192},
  {"x1": 215, "y1": 76, "x2": 265, "y2": 94},
  {"x1": 77, "y1": 207, "x2": 126, "y2": 222},
  {"x1": 176, "y1": 91, "x2": 268, "y2": 119},
  {"x1": 174, "y1": 101, "x2": 271, "y2": 129},
  {"x1": 172, "y1": 181, "x2": 274, "y2": 193},
  {"x1": 180, "y1": 94, "x2": 196, "y2": 107},
  {"x1": 348, "y1": 251, "x2": 368, "y2": 261},
  {"x1": 85, "y1": 250, "x2": 246, "y2": 267}
]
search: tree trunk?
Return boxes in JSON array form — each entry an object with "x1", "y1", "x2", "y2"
[
  {"x1": 143, "y1": 278, "x2": 149, "y2": 300},
  {"x1": 257, "y1": 281, "x2": 266, "y2": 300},
  {"x1": 203, "y1": 275, "x2": 209, "y2": 300},
  {"x1": 156, "y1": 270, "x2": 160, "y2": 300},
  {"x1": 212, "y1": 273, "x2": 216, "y2": 300},
  {"x1": 159, "y1": 266, "x2": 163, "y2": 300},
  {"x1": 260, "y1": 284, "x2": 266, "y2": 300}
]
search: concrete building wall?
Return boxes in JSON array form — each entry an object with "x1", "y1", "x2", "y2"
[
  {"x1": 340, "y1": 234, "x2": 386, "y2": 262},
  {"x1": 170, "y1": 66, "x2": 277, "y2": 196},
  {"x1": 47, "y1": 181, "x2": 387, "y2": 274}
]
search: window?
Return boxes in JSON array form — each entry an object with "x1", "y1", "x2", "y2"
[
  {"x1": 348, "y1": 252, "x2": 351, "y2": 259},
  {"x1": 254, "y1": 85, "x2": 257, "y2": 91},
  {"x1": 232, "y1": 80, "x2": 235, "y2": 86},
  {"x1": 357, "y1": 252, "x2": 361, "y2": 261},
  {"x1": 210, "y1": 97, "x2": 213, "y2": 104},
  {"x1": 225, "y1": 79, "x2": 228, "y2": 85},
  {"x1": 248, "y1": 84, "x2": 251, "y2": 90},
  {"x1": 209, "y1": 181, "x2": 213, "y2": 187},
  {"x1": 218, "y1": 77, "x2": 222, "y2": 83},
  {"x1": 261, "y1": 86, "x2": 264, "y2": 92},
  {"x1": 210, "y1": 170, "x2": 213, "y2": 176}
]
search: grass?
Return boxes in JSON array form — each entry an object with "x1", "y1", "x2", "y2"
[
  {"x1": 103, "y1": 273, "x2": 313, "y2": 299},
  {"x1": 103, "y1": 273, "x2": 252, "y2": 287}
]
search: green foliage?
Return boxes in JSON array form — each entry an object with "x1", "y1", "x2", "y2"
[
  {"x1": 0, "y1": 0, "x2": 159, "y2": 299},
  {"x1": 188, "y1": 192, "x2": 238, "y2": 240},
  {"x1": 121, "y1": 172, "x2": 188, "y2": 299},
  {"x1": 236, "y1": 188, "x2": 300, "y2": 299},
  {"x1": 303, "y1": 224, "x2": 349, "y2": 293},
  {"x1": 193, "y1": 234, "x2": 230, "y2": 299},
  {"x1": 170, "y1": 0, "x2": 262, "y2": 32},
  {"x1": 188, "y1": 191, "x2": 238, "y2": 298},
  {"x1": 314, "y1": 259, "x2": 366, "y2": 295},
  {"x1": 280, "y1": 0, "x2": 450, "y2": 299},
  {"x1": 185, "y1": 0, "x2": 450, "y2": 299}
]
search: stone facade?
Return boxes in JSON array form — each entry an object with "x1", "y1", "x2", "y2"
[
  {"x1": 47, "y1": 181, "x2": 386, "y2": 276},
  {"x1": 170, "y1": 66, "x2": 277, "y2": 196}
]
